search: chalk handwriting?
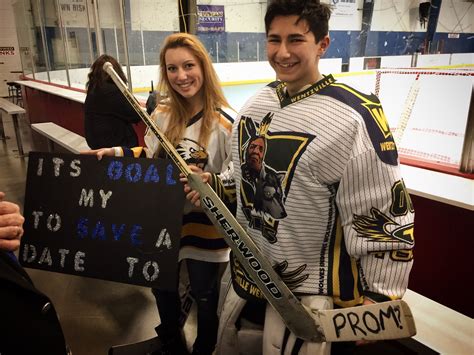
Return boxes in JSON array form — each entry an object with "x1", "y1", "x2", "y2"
[
  {"x1": 36, "y1": 157, "x2": 81, "y2": 177},
  {"x1": 155, "y1": 229, "x2": 172, "y2": 249},
  {"x1": 126, "y1": 257, "x2": 160, "y2": 281},
  {"x1": 107, "y1": 160, "x2": 177, "y2": 184},
  {"x1": 23, "y1": 152, "x2": 184, "y2": 288},
  {"x1": 78, "y1": 189, "x2": 113, "y2": 208},
  {"x1": 31, "y1": 211, "x2": 62, "y2": 232},
  {"x1": 22, "y1": 244, "x2": 86, "y2": 272},
  {"x1": 76, "y1": 217, "x2": 143, "y2": 246}
]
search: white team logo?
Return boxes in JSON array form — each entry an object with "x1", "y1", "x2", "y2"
[{"x1": 176, "y1": 138, "x2": 208, "y2": 169}]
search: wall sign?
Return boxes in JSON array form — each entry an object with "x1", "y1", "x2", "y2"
[
  {"x1": 0, "y1": 46, "x2": 15, "y2": 55},
  {"x1": 197, "y1": 5, "x2": 225, "y2": 33},
  {"x1": 332, "y1": 0, "x2": 357, "y2": 17}
]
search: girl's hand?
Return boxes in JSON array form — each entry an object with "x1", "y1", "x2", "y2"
[{"x1": 80, "y1": 147, "x2": 115, "y2": 160}]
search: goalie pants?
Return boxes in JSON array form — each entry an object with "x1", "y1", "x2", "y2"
[
  {"x1": 152, "y1": 259, "x2": 221, "y2": 354},
  {"x1": 216, "y1": 278, "x2": 335, "y2": 355}
]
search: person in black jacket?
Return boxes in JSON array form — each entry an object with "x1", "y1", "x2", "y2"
[
  {"x1": 84, "y1": 54, "x2": 141, "y2": 149},
  {"x1": 0, "y1": 191, "x2": 69, "y2": 355}
]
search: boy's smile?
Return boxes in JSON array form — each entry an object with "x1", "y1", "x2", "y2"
[{"x1": 266, "y1": 15, "x2": 329, "y2": 96}]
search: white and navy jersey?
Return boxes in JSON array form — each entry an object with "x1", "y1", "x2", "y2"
[
  {"x1": 223, "y1": 75, "x2": 414, "y2": 306},
  {"x1": 144, "y1": 105, "x2": 235, "y2": 263}
]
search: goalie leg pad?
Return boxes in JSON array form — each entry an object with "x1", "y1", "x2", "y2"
[
  {"x1": 263, "y1": 296, "x2": 333, "y2": 355},
  {"x1": 215, "y1": 276, "x2": 247, "y2": 355},
  {"x1": 216, "y1": 272, "x2": 264, "y2": 355}
]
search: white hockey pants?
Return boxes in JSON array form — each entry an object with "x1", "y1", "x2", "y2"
[{"x1": 216, "y1": 267, "x2": 332, "y2": 355}]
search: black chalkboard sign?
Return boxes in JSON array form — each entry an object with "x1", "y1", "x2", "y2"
[{"x1": 19, "y1": 152, "x2": 185, "y2": 290}]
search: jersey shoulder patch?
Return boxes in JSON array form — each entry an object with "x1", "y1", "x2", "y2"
[{"x1": 320, "y1": 82, "x2": 398, "y2": 165}]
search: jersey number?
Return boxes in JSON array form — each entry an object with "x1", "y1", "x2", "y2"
[{"x1": 390, "y1": 180, "x2": 414, "y2": 217}]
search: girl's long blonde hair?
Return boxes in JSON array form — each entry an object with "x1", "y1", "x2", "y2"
[{"x1": 158, "y1": 33, "x2": 230, "y2": 149}]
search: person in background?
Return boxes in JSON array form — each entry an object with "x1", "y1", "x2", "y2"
[
  {"x1": 146, "y1": 89, "x2": 159, "y2": 115},
  {"x1": 0, "y1": 191, "x2": 69, "y2": 355},
  {"x1": 85, "y1": 33, "x2": 235, "y2": 355},
  {"x1": 182, "y1": 0, "x2": 415, "y2": 354},
  {"x1": 84, "y1": 54, "x2": 141, "y2": 149},
  {"x1": 146, "y1": 80, "x2": 166, "y2": 115}
]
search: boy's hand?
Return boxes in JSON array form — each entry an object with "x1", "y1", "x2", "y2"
[{"x1": 180, "y1": 165, "x2": 212, "y2": 207}]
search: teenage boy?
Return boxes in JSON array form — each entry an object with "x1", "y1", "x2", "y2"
[{"x1": 184, "y1": 0, "x2": 414, "y2": 353}]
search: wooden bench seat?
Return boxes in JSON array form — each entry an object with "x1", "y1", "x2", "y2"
[
  {"x1": 0, "y1": 97, "x2": 26, "y2": 156},
  {"x1": 31, "y1": 122, "x2": 90, "y2": 154},
  {"x1": 403, "y1": 289, "x2": 472, "y2": 354}
]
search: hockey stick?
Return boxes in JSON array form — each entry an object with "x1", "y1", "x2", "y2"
[{"x1": 103, "y1": 62, "x2": 416, "y2": 342}]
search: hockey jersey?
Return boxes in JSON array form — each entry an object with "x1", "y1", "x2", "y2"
[
  {"x1": 143, "y1": 105, "x2": 235, "y2": 263},
  {"x1": 219, "y1": 75, "x2": 414, "y2": 307}
]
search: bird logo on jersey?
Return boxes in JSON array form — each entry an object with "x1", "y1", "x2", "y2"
[
  {"x1": 238, "y1": 112, "x2": 315, "y2": 243},
  {"x1": 352, "y1": 180, "x2": 414, "y2": 246},
  {"x1": 176, "y1": 138, "x2": 208, "y2": 169},
  {"x1": 353, "y1": 207, "x2": 414, "y2": 245}
]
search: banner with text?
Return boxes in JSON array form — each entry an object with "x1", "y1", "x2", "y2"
[
  {"x1": 197, "y1": 5, "x2": 225, "y2": 33},
  {"x1": 332, "y1": 0, "x2": 357, "y2": 17},
  {"x1": 58, "y1": 0, "x2": 88, "y2": 27},
  {"x1": 20, "y1": 152, "x2": 184, "y2": 289}
]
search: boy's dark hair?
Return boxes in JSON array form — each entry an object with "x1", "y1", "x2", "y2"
[{"x1": 265, "y1": 0, "x2": 331, "y2": 42}]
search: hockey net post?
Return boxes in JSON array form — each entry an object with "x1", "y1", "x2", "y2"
[{"x1": 375, "y1": 68, "x2": 473, "y2": 173}]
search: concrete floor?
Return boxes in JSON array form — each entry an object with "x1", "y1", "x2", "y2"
[{"x1": 0, "y1": 106, "x2": 196, "y2": 355}]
